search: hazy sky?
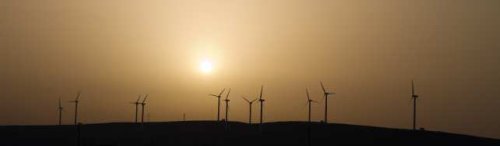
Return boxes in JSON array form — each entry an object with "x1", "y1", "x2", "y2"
[{"x1": 1, "y1": 0, "x2": 500, "y2": 139}]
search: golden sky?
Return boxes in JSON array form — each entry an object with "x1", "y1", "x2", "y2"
[{"x1": 1, "y1": 0, "x2": 500, "y2": 138}]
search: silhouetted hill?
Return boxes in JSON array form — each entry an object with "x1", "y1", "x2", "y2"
[{"x1": 0, "y1": 121, "x2": 498, "y2": 146}]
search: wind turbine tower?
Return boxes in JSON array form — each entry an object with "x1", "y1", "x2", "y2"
[
  {"x1": 209, "y1": 89, "x2": 225, "y2": 121},
  {"x1": 306, "y1": 88, "x2": 317, "y2": 123},
  {"x1": 224, "y1": 88, "x2": 231, "y2": 121},
  {"x1": 69, "y1": 91, "x2": 81, "y2": 125},
  {"x1": 131, "y1": 95, "x2": 141, "y2": 123},
  {"x1": 320, "y1": 82, "x2": 334, "y2": 123},
  {"x1": 412, "y1": 80, "x2": 419, "y2": 130},
  {"x1": 259, "y1": 86, "x2": 265, "y2": 126},
  {"x1": 141, "y1": 94, "x2": 148, "y2": 124},
  {"x1": 58, "y1": 98, "x2": 63, "y2": 125},
  {"x1": 242, "y1": 97, "x2": 257, "y2": 124}
]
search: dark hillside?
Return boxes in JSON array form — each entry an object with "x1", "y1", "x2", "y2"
[{"x1": 0, "y1": 121, "x2": 498, "y2": 146}]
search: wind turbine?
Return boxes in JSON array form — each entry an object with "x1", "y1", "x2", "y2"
[
  {"x1": 224, "y1": 88, "x2": 231, "y2": 122},
  {"x1": 58, "y1": 98, "x2": 63, "y2": 125},
  {"x1": 411, "y1": 80, "x2": 419, "y2": 130},
  {"x1": 130, "y1": 95, "x2": 141, "y2": 123},
  {"x1": 306, "y1": 88, "x2": 318, "y2": 123},
  {"x1": 209, "y1": 88, "x2": 225, "y2": 121},
  {"x1": 69, "y1": 91, "x2": 81, "y2": 125},
  {"x1": 140, "y1": 94, "x2": 148, "y2": 124},
  {"x1": 242, "y1": 97, "x2": 257, "y2": 124},
  {"x1": 320, "y1": 82, "x2": 334, "y2": 123},
  {"x1": 258, "y1": 85, "x2": 265, "y2": 126}
]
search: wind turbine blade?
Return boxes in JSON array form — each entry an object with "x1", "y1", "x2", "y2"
[
  {"x1": 142, "y1": 94, "x2": 148, "y2": 103},
  {"x1": 226, "y1": 88, "x2": 231, "y2": 99},
  {"x1": 412, "y1": 80, "x2": 415, "y2": 96},
  {"x1": 136, "y1": 95, "x2": 141, "y2": 102},
  {"x1": 251, "y1": 98, "x2": 258, "y2": 103},
  {"x1": 320, "y1": 95, "x2": 326, "y2": 103},
  {"x1": 259, "y1": 85, "x2": 263, "y2": 99},
  {"x1": 242, "y1": 96, "x2": 250, "y2": 103},
  {"x1": 75, "y1": 91, "x2": 81, "y2": 101},
  {"x1": 306, "y1": 88, "x2": 310, "y2": 100},
  {"x1": 320, "y1": 82, "x2": 327, "y2": 93},
  {"x1": 218, "y1": 88, "x2": 226, "y2": 97},
  {"x1": 303, "y1": 101, "x2": 309, "y2": 107},
  {"x1": 59, "y1": 98, "x2": 62, "y2": 107}
]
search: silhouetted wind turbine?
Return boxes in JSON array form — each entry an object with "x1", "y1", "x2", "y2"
[
  {"x1": 306, "y1": 88, "x2": 318, "y2": 123},
  {"x1": 140, "y1": 94, "x2": 148, "y2": 124},
  {"x1": 58, "y1": 98, "x2": 63, "y2": 125},
  {"x1": 130, "y1": 95, "x2": 141, "y2": 123},
  {"x1": 224, "y1": 88, "x2": 231, "y2": 122},
  {"x1": 242, "y1": 96, "x2": 257, "y2": 124},
  {"x1": 320, "y1": 82, "x2": 334, "y2": 123},
  {"x1": 411, "y1": 80, "x2": 419, "y2": 130},
  {"x1": 258, "y1": 85, "x2": 265, "y2": 126},
  {"x1": 209, "y1": 88, "x2": 225, "y2": 121},
  {"x1": 69, "y1": 91, "x2": 81, "y2": 125}
]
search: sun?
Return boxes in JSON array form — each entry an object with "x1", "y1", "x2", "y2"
[{"x1": 199, "y1": 59, "x2": 214, "y2": 74}]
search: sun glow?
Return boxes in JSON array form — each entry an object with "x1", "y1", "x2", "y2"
[{"x1": 199, "y1": 59, "x2": 214, "y2": 74}]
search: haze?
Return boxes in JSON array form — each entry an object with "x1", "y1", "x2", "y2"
[{"x1": 1, "y1": 0, "x2": 499, "y2": 139}]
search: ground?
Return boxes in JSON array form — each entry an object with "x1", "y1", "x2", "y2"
[{"x1": 0, "y1": 121, "x2": 498, "y2": 146}]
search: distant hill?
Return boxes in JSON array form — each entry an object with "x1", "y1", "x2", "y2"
[{"x1": 0, "y1": 121, "x2": 498, "y2": 146}]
